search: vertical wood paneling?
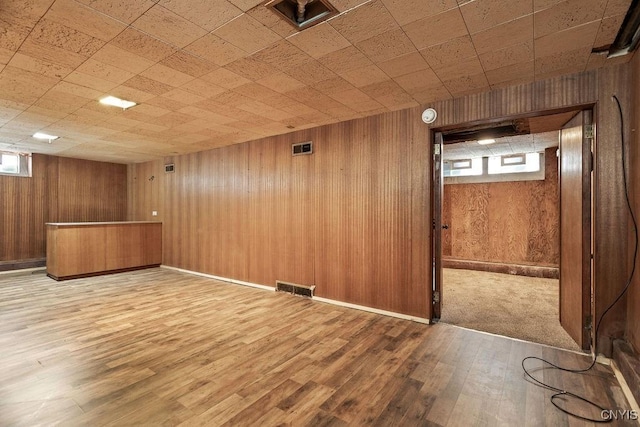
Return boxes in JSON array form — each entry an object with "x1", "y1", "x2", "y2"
[
  {"x1": 57, "y1": 157, "x2": 127, "y2": 222},
  {"x1": 1, "y1": 155, "x2": 128, "y2": 264},
  {"x1": 442, "y1": 147, "x2": 559, "y2": 266},
  {"x1": 628, "y1": 52, "x2": 640, "y2": 353},
  {"x1": 594, "y1": 64, "x2": 632, "y2": 354},
  {"x1": 127, "y1": 160, "x2": 165, "y2": 222}
]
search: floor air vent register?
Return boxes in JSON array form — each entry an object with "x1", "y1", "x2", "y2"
[{"x1": 276, "y1": 280, "x2": 315, "y2": 298}]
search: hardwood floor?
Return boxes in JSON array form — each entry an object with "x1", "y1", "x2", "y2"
[{"x1": 0, "y1": 268, "x2": 634, "y2": 426}]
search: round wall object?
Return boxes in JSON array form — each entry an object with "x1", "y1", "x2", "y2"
[{"x1": 421, "y1": 108, "x2": 437, "y2": 124}]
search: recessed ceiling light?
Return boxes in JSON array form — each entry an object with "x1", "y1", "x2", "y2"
[
  {"x1": 33, "y1": 132, "x2": 59, "y2": 141},
  {"x1": 477, "y1": 139, "x2": 496, "y2": 145},
  {"x1": 100, "y1": 96, "x2": 136, "y2": 109}
]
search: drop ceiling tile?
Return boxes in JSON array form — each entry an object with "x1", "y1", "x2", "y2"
[
  {"x1": 288, "y1": 23, "x2": 351, "y2": 59},
  {"x1": 0, "y1": 48, "x2": 13, "y2": 66},
  {"x1": 257, "y1": 72, "x2": 307, "y2": 94},
  {"x1": 403, "y1": 8, "x2": 469, "y2": 50},
  {"x1": 201, "y1": 68, "x2": 251, "y2": 89},
  {"x1": 213, "y1": 14, "x2": 281, "y2": 54},
  {"x1": 75, "y1": 0, "x2": 156, "y2": 24},
  {"x1": 283, "y1": 60, "x2": 337, "y2": 85},
  {"x1": 420, "y1": 35, "x2": 476, "y2": 69},
  {"x1": 433, "y1": 56, "x2": 484, "y2": 81},
  {"x1": 534, "y1": 0, "x2": 606, "y2": 38},
  {"x1": 51, "y1": 81, "x2": 104, "y2": 100},
  {"x1": 141, "y1": 63, "x2": 195, "y2": 87},
  {"x1": 459, "y1": 0, "x2": 532, "y2": 34},
  {"x1": 534, "y1": 21, "x2": 600, "y2": 58},
  {"x1": 534, "y1": 0, "x2": 565, "y2": 11},
  {"x1": 110, "y1": 85, "x2": 157, "y2": 103},
  {"x1": 377, "y1": 52, "x2": 430, "y2": 78},
  {"x1": 228, "y1": 0, "x2": 263, "y2": 12},
  {"x1": 393, "y1": 68, "x2": 441, "y2": 92},
  {"x1": 313, "y1": 77, "x2": 355, "y2": 95},
  {"x1": 471, "y1": 14, "x2": 533, "y2": 55},
  {"x1": 91, "y1": 44, "x2": 156, "y2": 75},
  {"x1": 412, "y1": 85, "x2": 452, "y2": 105},
  {"x1": 535, "y1": 46, "x2": 591, "y2": 77},
  {"x1": 111, "y1": 28, "x2": 178, "y2": 63},
  {"x1": 179, "y1": 79, "x2": 226, "y2": 98},
  {"x1": 443, "y1": 73, "x2": 490, "y2": 96},
  {"x1": 318, "y1": 46, "x2": 373, "y2": 74},
  {"x1": 330, "y1": 0, "x2": 372, "y2": 12},
  {"x1": 161, "y1": 88, "x2": 207, "y2": 105},
  {"x1": 159, "y1": 51, "x2": 214, "y2": 78},
  {"x1": 64, "y1": 71, "x2": 120, "y2": 92},
  {"x1": 485, "y1": 60, "x2": 534, "y2": 86},
  {"x1": 224, "y1": 57, "x2": 280, "y2": 82},
  {"x1": 8, "y1": 52, "x2": 73, "y2": 80},
  {"x1": 604, "y1": 0, "x2": 632, "y2": 17},
  {"x1": 177, "y1": 106, "x2": 233, "y2": 123},
  {"x1": 76, "y1": 59, "x2": 136, "y2": 85},
  {"x1": 252, "y1": 40, "x2": 311, "y2": 71},
  {"x1": 122, "y1": 75, "x2": 174, "y2": 96},
  {"x1": 381, "y1": 0, "x2": 458, "y2": 26},
  {"x1": 585, "y1": 51, "x2": 630, "y2": 70},
  {"x1": 327, "y1": 87, "x2": 375, "y2": 105},
  {"x1": 594, "y1": 14, "x2": 626, "y2": 47},
  {"x1": 29, "y1": 19, "x2": 105, "y2": 58},
  {"x1": 339, "y1": 64, "x2": 389, "y2": 88},
  {"x1": 360, "y1": 79, "x2": 406, "y2": 99},
  {"x1": 0, "y1": 12, "x2": 32, "y2": 52},
  {"x1": 185, "y1": 34, "x2": 246, "y2": 66},
  {"x1": 329, "y1": 0, "x2": 398, "y2": 44},
  {"x1": 375, "y1": 93, "x2": 418, "y2": 110},
  {"x1": 479, "y1": 40, "x2": 533, "y2": 71},
  {"x1": 0, "y1": 66, "x2": 59, "y2": 104},
  {"x1": 158, "y1": 0, "x2": 243, "y2": 31},
  {"x1": 355, "y1": 28, "x2": 416, "y2": 64},
  {"x1": 18, "y1": 38, "x2": 88, "y2": 70},
  {"x1": 246, "y1": 5, "x2": 298, "y2": 38},
  {"x1": 132, "y1": 4, "x2": 208, "y2": 48},
  {"x1": 44, "y1": 0, "x2": 127, "y2": 42}
]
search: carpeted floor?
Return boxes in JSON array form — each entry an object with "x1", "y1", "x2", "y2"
[{"x1": 440, "y1": 268, "x2": 581, "y2": 352}]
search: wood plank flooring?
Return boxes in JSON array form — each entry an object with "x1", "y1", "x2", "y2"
[{"x1": 0, "y1": 268, "x2": 634, "y2": 426}]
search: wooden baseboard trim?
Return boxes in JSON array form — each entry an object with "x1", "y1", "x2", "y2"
[
  {"x1": 161, "y1": 265, "x2": 430, "y2": 324},
  {"x1": 443, "y1": 258, "x2": 559, "y2": 279},
  {"x1": 612, "y1": 340, "x2": 640, "y2": 410},
  {"x1": 0, "y1": 258, "x2": 46, "y2": 272}
]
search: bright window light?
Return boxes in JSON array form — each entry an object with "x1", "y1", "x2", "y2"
[
  {"x1": 0, "y1": 153, "x2": 19, "y2": 174},
  {"x1": 444, "y1": 158, "x2": 483, "y2": 177},
  {"x1": 488, "y1": 152, "x2": 540, "y2": 175},
  {"x1": 477, "y1": 139, "x2": 495, "y2": 145},
  {"x1": 33, "y1": 132, "x2": 59, "y2": 140},
  {"x1": 100, "y1": 96, "x2": 136, "y2": 109}
]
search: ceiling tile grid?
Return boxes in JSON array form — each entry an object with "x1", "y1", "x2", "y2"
[{"x1": 0, "y1": 0, "x2": 632, "y2": 162}]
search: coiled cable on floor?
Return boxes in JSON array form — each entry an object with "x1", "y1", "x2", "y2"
[{"x1": 521, "y1": 94, "x2": 639, "y2": 423}]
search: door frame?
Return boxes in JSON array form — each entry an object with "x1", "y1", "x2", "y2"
[{"x1": 430, "y1": 106, "x2": 595, "y2": 351}]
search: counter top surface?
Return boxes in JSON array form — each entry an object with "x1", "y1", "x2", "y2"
[{"x1": 46, "y1": 221, "x2": 162, "y2": 226}]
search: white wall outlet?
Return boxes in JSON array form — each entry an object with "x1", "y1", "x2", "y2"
[{"x1": 152, "y1": 211, "x2": 158, "y2": 216}]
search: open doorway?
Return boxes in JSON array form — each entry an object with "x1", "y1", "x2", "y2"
[{"x1": 432, "y1": 109, "x2": 592, "y2": 352}]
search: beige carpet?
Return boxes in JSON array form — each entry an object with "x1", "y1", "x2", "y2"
[{"x1": 440, "y1": 268, "x2": 581, "y2": 352}]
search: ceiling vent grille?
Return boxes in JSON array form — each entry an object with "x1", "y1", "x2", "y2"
[{"x1": 266, "y1": 0, "x2": 338, "y2": 31}]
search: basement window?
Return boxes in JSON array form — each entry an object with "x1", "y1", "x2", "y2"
[
  {"x1": 443, "y1": 158, "x2": 482, "y2": 177},
  {"x1": 488, "y1": 153, "x2": 540, "y2": 175},
  {"x1": 0, "y1": 152, "x2": 32, "y2": 177}
]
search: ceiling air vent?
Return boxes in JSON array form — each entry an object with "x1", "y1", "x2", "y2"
[
  {"x1": 292, "y1": 141, "x2": 312, "y2": 156},
  {"x1": 266, "y1": 0, "x2": 338, "y2": 31}
]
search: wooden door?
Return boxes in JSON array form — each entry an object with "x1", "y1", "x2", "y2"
[
  {"x1": 432, "y1": 132, "x2": 443, "y2": 320},
  {"x1": 559, "y1": 111, "x2": 592, "y2": 350}
]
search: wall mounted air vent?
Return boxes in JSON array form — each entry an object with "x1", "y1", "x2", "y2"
[
  {"x1": 165, "y1": 163, "x2": 175, "y2": 173},
  {"x1": 292, "y1": 141, "x2": 313, "y2": 156},
  {"x1": 276, "y1": 280, "x2": 315, "y2": 298},
  {"x1": 266, "y1": 0, "x2": 338, "y2": 31}
]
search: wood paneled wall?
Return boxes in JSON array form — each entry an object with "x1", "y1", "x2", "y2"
[
  {"x1": 130, "y1": 66, "x2": 633, "y2": 333},
  {"x1": 443, "y1": 147, "x2": 559, "y2": 266},
  {"x1": 0, "y1": 154, "x2": 127, "y2": 264},
  {"x1": 629, "y1": 51, "x2": 640, "y2": 354},
  {"x1": 129, "y1": 109, "x2": 430, "y2": 317}
]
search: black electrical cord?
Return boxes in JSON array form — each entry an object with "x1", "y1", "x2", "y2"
[{"x1": 521, "y1": 94, "x2": 639, "y2": 423}]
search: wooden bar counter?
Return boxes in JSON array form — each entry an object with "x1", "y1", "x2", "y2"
[{"x1": 46, "y1": 221, "x2": 162, "y2": 280}]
